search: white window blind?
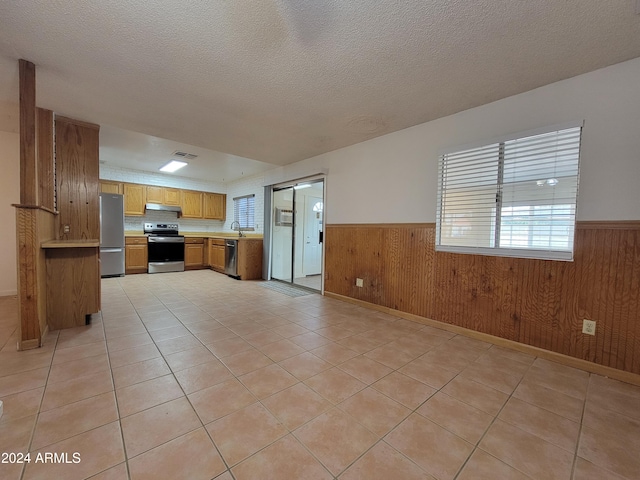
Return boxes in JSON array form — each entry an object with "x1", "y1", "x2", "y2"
[
  {"x1": 234, "y1": 194, "x2": 255, "y2": 231},
  {"x1": 436, "y1": 124, "x2": 582, "y2": 261}
]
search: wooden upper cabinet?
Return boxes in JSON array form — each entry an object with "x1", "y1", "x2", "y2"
[
  {"x1": 204, "y1": 193, "x2": 226, "y2": 220},
  {"x1": 100, "y1": 181, "x2": 123, "y2": 194},
  {"x1": 55, "y1": 117, "x2": 100, "y2": 240},
  {"x1": 146, "y1": 186, "x2": 163, "y2": 204},
  {"x1": 182, "y1": 190, "x2": 203, "y2": 218},
  {"x1": 123, "y1": 183, "x2": 145, "y2": 216},
  {"x1": 163, "y1": 188, "x2": 180, "y2": 206}
]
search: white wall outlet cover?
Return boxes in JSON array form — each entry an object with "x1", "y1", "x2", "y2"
[
  {"x1": 582, "y1": 319, "x2": 596, "y2": 335},
  {"x1": 0, "y1": 400, "x2": 3, "y2": 419},
  {"x1": 356, "y1": 278, "x2": 364, "y2": 287}
]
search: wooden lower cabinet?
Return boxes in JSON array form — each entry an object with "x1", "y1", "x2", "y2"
[
  {"x1": 209, "y1": 238, "x2": 225, "y2": 272},
  {"x1": 185, "y1": 238, "x2": 204, "y2": 269},
  {"x1": 237, "y1": 239, "x2": 263, "y2": 280},
  {"x1": 44, "y1": 245, "x2": 100, "y2": 330},
  {"x1": 125, "y1": 237, "x2": 147, "y2": 274},
  {"x1": 207, "y1": 237, "x2": 262, "y2": 279}
]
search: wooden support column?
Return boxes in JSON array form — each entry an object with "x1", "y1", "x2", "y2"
[
  {"x1": 19, "y1": 59, "x2": 37, "y2": 205},
  {"x1": 14, "y1": 59, "x2": 56, "y2": 350}
]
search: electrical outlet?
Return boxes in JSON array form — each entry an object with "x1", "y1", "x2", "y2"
[
  {"x1": 63, "y1": 225, "x2": 70, "y2": 233},
  {"x1": 583, "y1": 319, "x2": 596, "y2": 336},
  {"x1": 355, "y1": 278, "x2": 364, "y2": 288}
]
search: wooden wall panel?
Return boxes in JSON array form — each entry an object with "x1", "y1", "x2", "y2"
[
  {"x1": 36, "y1": 108, "x2": 54, "y2": 210},
  {"x1": 55, "y1": 117, "x2": 100, "y2": 240},
  {"x1": 325, "y1": 222, "x2": 640, "y2": 374}
]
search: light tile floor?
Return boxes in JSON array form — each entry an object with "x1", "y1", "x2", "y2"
[{"x1": 1, "y1": 270, "x2": 639, "y2": 479}]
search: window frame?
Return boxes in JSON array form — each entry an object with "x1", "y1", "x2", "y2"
[
  {"x1": 435, "y1": 121, "x2": 583, "y2": 261},
  {"x1": 233, "y1": 194, "x2": 255, "y2": 232}
]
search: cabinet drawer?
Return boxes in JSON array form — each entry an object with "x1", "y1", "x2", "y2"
[
  {"x1": 185, "y1": 237, "x2": 204, "y2": 244},
  {"x1": 125, "y1": 236, "x2": 148, "y2": 245},
  {"x1": 210, "y1": 238, "x2": 226, "y2": 246}
]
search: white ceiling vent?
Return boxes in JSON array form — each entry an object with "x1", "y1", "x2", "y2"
[{"x1": 172, "y1": 151, "x2": 198, "y2": 160}]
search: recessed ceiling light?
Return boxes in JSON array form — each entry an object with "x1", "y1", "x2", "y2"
[{"x1": 159, "y1": 160, "x2": 188, "y2": 173}]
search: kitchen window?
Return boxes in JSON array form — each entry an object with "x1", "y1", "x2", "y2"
[
  {"x1": 436, "y1": 123, "x2": 582, "y2": 261},
  {"x1": 233, "y1": 194, "x2": 255, "y2": 231}
]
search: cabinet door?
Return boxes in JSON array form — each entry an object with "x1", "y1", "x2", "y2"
[
  {"x1": 125, "y1": 244, "x2": 148, "y2": 273},
  {"x1": 55, "y1": 118, "x2": 100, "y2": 239},
  {"x1": 212, "y1": 245, "x2": 226, "y2": 271},
  {"x1": 182, "y1": 190, "x2": 203, "y2": 218},
  {"x1": 100, "y1": 181, "x2": 123, "y2": 194},
  {"x1": 237, "y1": 240, "x2": 263, "y2": 280},
  {"x1": 204, "y1": 193, "x2": 226, "y2": 220},
  {"x1": 124, "y1": 184, "x2": 145, "y2": 215},
  {"x1": 146, "y1": 186, "x2": 163, "y2": 204},
  {"x1": 185, "y1": 244, "x2": 204, "y2": 268},
  {"x1": 163, "y1": 188, "x2": 180, "y2": 206}
]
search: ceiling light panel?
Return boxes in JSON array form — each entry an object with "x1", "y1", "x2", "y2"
[{"x1": 159, "y1": 160, "x2": 188, "y2": 172}]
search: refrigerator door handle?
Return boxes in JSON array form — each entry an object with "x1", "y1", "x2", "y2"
[{"x1": 101, "y1": 248, "x2": 123, "y2": 253}]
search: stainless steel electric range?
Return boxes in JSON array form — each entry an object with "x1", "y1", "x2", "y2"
[{"x1": 144, "y1": 223, "x2": 185, "y2": 274}]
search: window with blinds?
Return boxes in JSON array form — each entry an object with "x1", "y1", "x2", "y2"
[
  {"x1": 233, "y1": 194, "x2": 255, "y2": 231},
  {"x1": 436, "y1": 123, "x2": 582, "y2": 261}
]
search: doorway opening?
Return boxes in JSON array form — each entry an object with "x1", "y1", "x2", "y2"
[{"x1": 270, "y1": 178, "x2": 324, "y2": 292}]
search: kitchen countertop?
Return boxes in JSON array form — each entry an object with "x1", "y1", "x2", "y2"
[
  {"x1": 124, "y1": 231, "x2": 263, "y2": 240},
  {"x1": 42, "y1": 239, "x2": 100, "y2": 248}
]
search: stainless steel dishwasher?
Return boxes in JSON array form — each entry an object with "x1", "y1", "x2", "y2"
[{"x1": 225, "y1": 239, "x2": 238, "y2": 277}]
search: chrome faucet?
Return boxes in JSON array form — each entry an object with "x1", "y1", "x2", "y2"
[{"x1": 230, "y1": 221, "x2": 244, "y2": 237}]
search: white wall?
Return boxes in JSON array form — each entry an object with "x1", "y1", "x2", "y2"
[
  {"x1": 0, "y1": 130, "x2": 19, "y2": 296},
  {"x1": 274, "y1": 57, "x2": 640, "y2": 224},
  {"x1": 224, "y1": 174, "x2": 265, "y2": 234}
]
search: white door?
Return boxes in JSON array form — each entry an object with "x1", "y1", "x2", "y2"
[{"x1": 303, "y1": 195, "x2": 323, "y2": 275}]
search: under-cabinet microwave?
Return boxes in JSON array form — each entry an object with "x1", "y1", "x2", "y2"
[{"x1": 275, "y1": 207, "x2": 293, "y2": 226}]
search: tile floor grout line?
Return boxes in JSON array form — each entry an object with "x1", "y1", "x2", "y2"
[
  {"x1": 120, "y1": 276, "x2": 239, "y2": 477},
  {"x1": 569, "y1": 373, "x2": 591, "y2": 480},
  {"x1": 100, "y1": 296, "x2": 136, "y2": 480},
  {"x1": 19, "y1": 326, "x2": 61, "y2": 480}
]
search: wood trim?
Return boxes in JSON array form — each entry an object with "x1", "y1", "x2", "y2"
[
  {"x1": 12, "y1": 204, "x2": 58, "y2": 215},
  {"x1": 326, "y1": 221, "x2": 640, "y2": 230},
  {"x1": 325, "y1": 291, "x2": 640, "y2": 386},
  {"x1": 36, "y1": 108, "x2": 54, "y2": 210},
  {"x1": 54, "y1": 115, "x2": 100, "y2": 130},
  {"x1": 576, "y1": 220, "x2": 640, "y2": 230},
  {"x1": 19, "y1": 59, "x2": 37, "y2": 205},
  {"x1": 326, "y1": 223, "x2": 437, "y2": 229}
]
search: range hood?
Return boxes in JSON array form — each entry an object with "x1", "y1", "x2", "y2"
[{"x1": 144, "y1": 203, "x2": 182, "y2": 217}]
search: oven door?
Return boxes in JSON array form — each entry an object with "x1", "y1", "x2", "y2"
[{"x1": 147, "y1": 236, "x2": 185, "y2": 273}]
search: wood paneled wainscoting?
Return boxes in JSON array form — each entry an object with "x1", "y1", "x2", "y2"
[{"x1": 324, "y1": 222, "x2": 640, "y2": 375}]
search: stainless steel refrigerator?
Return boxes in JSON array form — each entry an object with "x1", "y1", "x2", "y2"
[{"x1": 99, "y1": 193, "x2": 125, "y2": 277}]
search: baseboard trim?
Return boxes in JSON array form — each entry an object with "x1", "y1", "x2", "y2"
[
  {"x1": 325, "y1": 291, "x2": 640, "y2": 387},
  {"x1": 0, "y1": 291, "x2": 18, "y2": 298}
]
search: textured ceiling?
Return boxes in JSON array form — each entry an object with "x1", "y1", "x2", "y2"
[{"x1": 0, "y1": 1, "x2": 639, "y2": 178}]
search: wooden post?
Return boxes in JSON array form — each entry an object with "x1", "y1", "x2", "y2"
[{"x1": 19, "y1": 59, "x2": 37, "y2": 206}]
